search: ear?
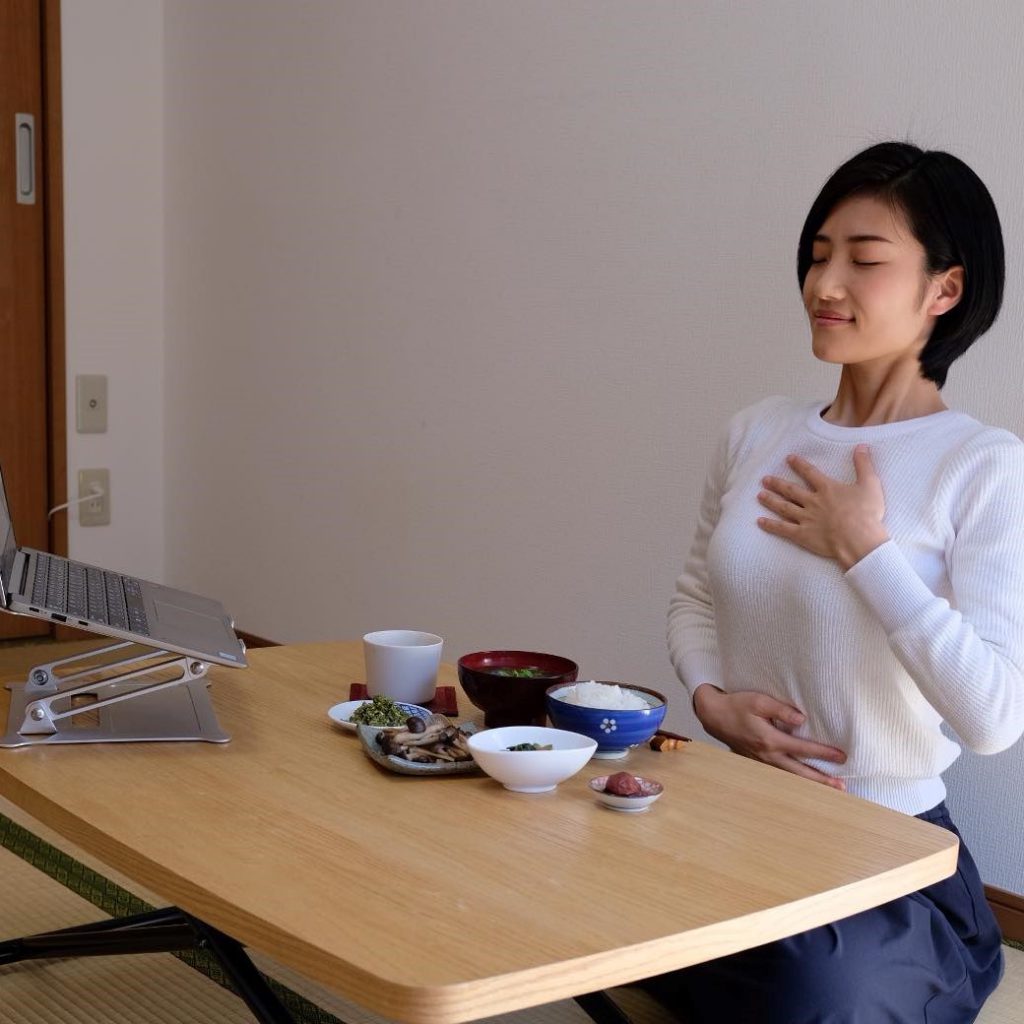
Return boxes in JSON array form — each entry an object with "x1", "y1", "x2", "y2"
[{"x1": 928, "y1": 266, "x2": 964, "y2": 316}]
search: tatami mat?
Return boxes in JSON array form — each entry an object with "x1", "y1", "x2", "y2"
[
  {"x1": 986, "y1": 949, "x2": 1024, "y2": 1024},
  {"x1": 1, "y1": 800, "x2": 1021, "y2": 1023},
  {"x1": 0, "y1": 839, "x2": 262, "y2": 1024}
]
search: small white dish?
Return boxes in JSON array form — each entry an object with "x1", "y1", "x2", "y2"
[
  {"x1": 467, "y1": 726, "x2": 597, "y2": 793},
  {"x1": 327, "y1": 699, "x2": 430, "y2": 732},
  {"x1": 589, "y1": 775, "x2": 664, "y2": 813}
]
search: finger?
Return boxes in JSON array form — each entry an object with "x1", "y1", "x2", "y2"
[
  {"x1": 747, "y1": 709, "x2": 846, "y2": 762},
  {"x1": 756, "y1": 516, "x2": 802, "y2": 540},
  {"x1": 770, "y1": 754, "x2": 847, "y2": 790},
  {"x1": 852, "y1": 444, "x2": 877, "y2": 484},
  {"x1": 761, "y1": 475, "x2": 808, "y2": 506},
  {"x1": 741, "y1": 692, "x2": 807, "y2": 728},
  {"x1": 777, "y1": 735, "x2": 848, "y2": 764},
  {"x1": 757, "y1": 490, "x2": 804, "y2": 522},
  {"x1": 786, "y1": 454, "x2": 830, "y2": 490}
]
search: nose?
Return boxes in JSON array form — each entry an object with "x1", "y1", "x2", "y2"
[{"x1": 809, "y1": 261, "x2": 846, "y2": 301}]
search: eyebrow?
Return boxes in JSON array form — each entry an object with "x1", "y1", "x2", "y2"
[{"x1": 813, "y1": 233, "x2": 894, "y2": 244}]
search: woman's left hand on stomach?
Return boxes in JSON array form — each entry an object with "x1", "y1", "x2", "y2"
[{"x1": 756, "y1": 445, "x2": 889, "y2": 570}]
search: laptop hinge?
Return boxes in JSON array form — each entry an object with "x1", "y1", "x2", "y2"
[{"x1": 10, "y1": 550, "x2": 31, "y2": 599}]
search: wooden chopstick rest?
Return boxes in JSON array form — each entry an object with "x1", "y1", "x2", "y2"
[{"x1": 650, "y1": 730, "x2": 691, "y2": 751}]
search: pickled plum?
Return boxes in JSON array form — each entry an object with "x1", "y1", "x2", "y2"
[{"x1": 604, "y1": 771, "x2": 643, "y2": 797}]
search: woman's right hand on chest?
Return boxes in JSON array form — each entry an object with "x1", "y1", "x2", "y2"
[{"x1": 692, "y1": 684, "x2": 848, "y2": 790}]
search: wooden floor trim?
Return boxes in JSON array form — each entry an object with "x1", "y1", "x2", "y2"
[{"x1": 987, "y1": 885, "x2": 1024, "y2": 943}]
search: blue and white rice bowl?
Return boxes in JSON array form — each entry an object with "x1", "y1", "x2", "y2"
[{"x1": 545, "y1": 682, "x2": 667, "y2": 759}]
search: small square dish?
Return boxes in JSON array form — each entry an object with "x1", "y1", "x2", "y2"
[{"x1": 357, "y1": 715, "x2": 481, "y2": 776}]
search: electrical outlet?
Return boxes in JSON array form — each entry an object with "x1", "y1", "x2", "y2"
[
  {"x1": 78, "y1": 469, "x2": 110, "y2": 527},
  {"x1": 75, "y1": 375, "x2": 108, "y2": 433}
]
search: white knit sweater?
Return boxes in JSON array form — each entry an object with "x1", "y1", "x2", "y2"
[{"x1": 667, "y1": 396, "x2": 1024, "y2": 814}]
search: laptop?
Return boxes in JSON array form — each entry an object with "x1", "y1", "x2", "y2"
[{"x1": 0, "y1": 467, "x2": 247, "y2": 669}]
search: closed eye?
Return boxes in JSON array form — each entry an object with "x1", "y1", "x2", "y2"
[
  {"x1": 810, "y1": 258, "x2": 884, "y2": 267},
  {"x1": 810, "y1": 258, "x2": 883, "y2": 266}
]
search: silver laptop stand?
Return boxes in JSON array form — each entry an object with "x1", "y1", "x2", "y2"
[{"x1": 0, "y1": 641, "x2": 230, "y2": 747}]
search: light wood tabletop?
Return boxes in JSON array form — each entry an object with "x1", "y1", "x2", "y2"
[{"x1": 0, "y1": 641, "x2": 958, "y2": 1024}]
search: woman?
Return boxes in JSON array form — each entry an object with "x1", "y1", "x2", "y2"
[{"x1": 661, "y1": 142, "x2": 1023, "y2": 1022}]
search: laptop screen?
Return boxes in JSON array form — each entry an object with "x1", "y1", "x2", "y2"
[{"x1": 0, "y1": 468, "x2": 17, "y2": 604}]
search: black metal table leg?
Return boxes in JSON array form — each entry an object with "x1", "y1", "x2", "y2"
[
  {"x1": 0, "y1": 907, "x2": 194, "y2": 964},
  {"x1": 0, "y1": 906, "x2": 301, "y2": 1024},
  {"x1": 3, "y1": 905, "x2": 182, "y2": 939},
  {"x1": 187, "y1": 914, "x2": 297, "y2": 1024},
  {"x1": 574, "y1": 990, "x2": 634, "y2": 1024}
]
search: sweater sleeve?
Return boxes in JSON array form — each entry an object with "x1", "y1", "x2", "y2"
[
  {"x1": 844, "y1": 436, "x2": 1024, "y2": 754},
  {"x1": 666, "y1": 425, "x2": 734, "y2": 699}
]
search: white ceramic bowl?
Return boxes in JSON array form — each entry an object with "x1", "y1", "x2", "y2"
[{"x1": 467, "y1": 726, "x2": 597, "y2": 793}]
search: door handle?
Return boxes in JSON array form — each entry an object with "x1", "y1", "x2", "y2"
[{"x1": 15, "y1": 113, "x2": 35, "y2": 205}]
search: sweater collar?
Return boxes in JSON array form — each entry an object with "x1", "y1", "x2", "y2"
[{"x1": 805, "y1": 401, "x2": 962, "y2": 441}]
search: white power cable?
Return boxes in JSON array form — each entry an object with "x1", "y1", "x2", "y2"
[{"x1": 47, "y1": 484, "x2": 105, "y2": 520}]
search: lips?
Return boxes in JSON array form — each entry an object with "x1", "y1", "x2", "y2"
[{"x1": 813, "y1": 310, "x2": 854, "y2": 325}]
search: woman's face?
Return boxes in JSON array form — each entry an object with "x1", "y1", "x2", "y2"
[{"x1": 802, "y1": 194, "x2": 956, "y2": 372}]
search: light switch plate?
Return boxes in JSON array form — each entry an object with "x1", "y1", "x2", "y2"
[
  {"x1": 78, "y1": 469, "x2": 110, "y2": 527},
  {"x1": 76, "y1": 375, "x2": 108, "y2": 433}
]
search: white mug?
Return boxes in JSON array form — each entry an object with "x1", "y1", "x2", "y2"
[{"x1": 363, "y1": 630, "x2": 443, "y2": 704}]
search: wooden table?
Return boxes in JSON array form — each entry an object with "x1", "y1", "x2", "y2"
[{"x1": 0, "y1": 641, "x2": 958, "y2": 1023}]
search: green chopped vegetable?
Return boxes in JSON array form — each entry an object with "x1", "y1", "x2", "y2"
[
  {"x1": 491, "y1": 666, "x2": 548, "y2": 678},
  {"x1": 351, "y1": 695, "x2": 411, "y2": 727},
  {"x1": 505, "y1": 742, "x2": 554, "y2": 751}
]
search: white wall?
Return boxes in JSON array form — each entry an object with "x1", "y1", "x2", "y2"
[
  {"x1": 62, "y1": 1, "x2": 1024, "y2": 892},
  {"x1": 61, "y1": 0, "x2": 164, "y2": 580}
]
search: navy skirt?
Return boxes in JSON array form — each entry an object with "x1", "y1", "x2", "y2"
[{"x1": 642, "y1": 802, "x2": 1004, "y2": 1023}]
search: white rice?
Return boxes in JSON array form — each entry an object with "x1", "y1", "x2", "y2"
[{"x1": 558, "y1": 681, "x2": 650, "y2": 710}]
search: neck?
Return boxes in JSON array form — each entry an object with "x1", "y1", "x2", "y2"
[{"x1": 823, "y1": 362, "x2": 947, "y2": 427}]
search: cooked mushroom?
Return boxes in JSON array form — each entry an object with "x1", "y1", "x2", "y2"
[
  {"x1": 374, "y1": 717, "x2": 475, "y2": 765},
  {"x1": 402, "y1": 747, "x2": 437, "y2": 762}
]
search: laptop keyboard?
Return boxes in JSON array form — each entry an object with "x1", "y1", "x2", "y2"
[{"x1": 31, "y1": 554, "x2": 150, "y2": 636}]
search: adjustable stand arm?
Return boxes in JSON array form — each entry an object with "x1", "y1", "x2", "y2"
[
  {"x1": 26, "y1": 640, "x2": 158, "y2": 690},
  {"x1": 19, "y1": 647, "x2": 208, "y2": 735},
  {"x1": 1, "y1": 641, "x2": 229, "y2": 747}
]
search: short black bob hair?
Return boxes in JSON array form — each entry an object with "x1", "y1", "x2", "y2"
[{"x1": 797, "y1": 141, "x2": 1004, "y2": 388}]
